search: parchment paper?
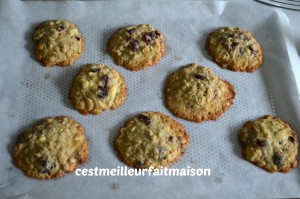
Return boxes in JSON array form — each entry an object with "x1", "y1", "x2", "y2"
[{"x1": 1, "y1": 1, "x2": 300, "y2": 198}]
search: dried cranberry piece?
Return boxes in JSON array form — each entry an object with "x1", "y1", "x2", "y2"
[
  {"x1": 248, "y1": 44, "x2": 258, "y2": 56},
  {"x1": 75, "y1": 36, "x2": 81, "y2": 41},
  {"x1": 232, "y1": 42, "x2": 239, "y2": 48},
  {"x1": 150, "y1": 30, "x2": 160, "y2": 39},
  {"x1": 148, "y1": 30, "x2": 161, "y2": 39},
  {"x1": 129, "y1": 40, "x2": 140, "y2": 52},
  {"x1": 126, "y1": 37, "x2": 134, "y2": 43},
  {"x1": 102, "y1": 75, "x2": 109, "y2": 86},
  {"x1": 143, "y1": 31, "x2": 160, "y2": 45},
  {"x1": 154, "y1": 30, "x2": 160, "y2": 37},
  {"x1": 40, "y1": 158, "x2": 56, "y2": 174},
  {"x1": 138, "y1": 114, "x2": 151, "y2": 125},
  {"x1": 135, "y1": 160, "x2": 142, "y2": 169},
  {"x1": 225, "y1": 44, "x2": 233, "y2": 52},
  {"x1": 289, "y1": 136, "x2": 296, "y2": 143},
  {"x1": 249, "y1": 44, "x2": 255, "y2": 52},
  {"x1": 273, "y1": 153, "x2": 284, "y2": 166},
  {"x1": 157, "y1": 146, "x2": 164, "y2": 160},
  {"x1": 97, "y1": 86, "x2": 108, "y2": 98},
  {"x1": 40, "y1": 158, "x2": 47, "y2": 168},
  {"x1": 128, "y1": 28, "x2": 137, "y2": 34},
  {"x1": 57, "y1": 24, "x2": 65, "y2": 31},
  {"x1": 256, "y1": 139, "x2": 268, "y2": 147},
  {"x1": 251, "y1": 51, "x2": 258, "y2": 57},
  {"x1": 195, "y1": 74, "x2": 205, "y2": 80},
  {"x1": 149, "y1": 31, "x2": 157, "y2": 39},
  {"x1": 144, "y1": 34, "x2": 154, "y2": 45},
  {"x1": 90, "y1": 68, "x2": 100, "y2": 73},
  {"x1": 244, "y1": 36, "x2": 251, "y2": 41},
  {"x1": 168, "y1": 136, "x2": 173, "y2": 142}
]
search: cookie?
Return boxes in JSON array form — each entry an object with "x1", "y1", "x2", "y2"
[
  {"x1": 70, "y1": 64, "x2": 127, "y2": 115},
  {"x1": 115, "y1": 112, "x2": 189, "y2": 169},
  {"x1": 239, "y1": 115, "x2": 298, "y2": 173},
  {"x1": 164, "y1": 63, "x2": 235, "y2": 123},
  {"x1": 32, "y1": 20, "x2": 84, "y2": 67},
  {"x1": 206, "y1": 26, "x2": 262, "y2": 72},
  {"x1": 13, "y1": 116, "x2": 88, "y2": 179},
  {"x1": 107, "y1": 24, "x2": 165, "y2": 71}
]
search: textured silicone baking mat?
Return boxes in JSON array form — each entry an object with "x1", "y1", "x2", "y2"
[{"x1": 1, "y1": 1, "x2": 300, "y2": 198}]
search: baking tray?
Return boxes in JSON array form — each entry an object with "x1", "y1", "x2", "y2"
[{"x1": 1, "y1": 1, "x2": 300, "y2": 198}]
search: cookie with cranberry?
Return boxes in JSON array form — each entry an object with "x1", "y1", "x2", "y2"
[
  {"x1": 107, "y1": 24, "x2": 165, "y2": 71},
  {"x1": 239, "y1": 115, "x2": 298, "y2": 173},
  {"x1": 164, "y1": 63, "x2": 235, "y2": 122},
  {"x1": 13, "y1": 116, "x2": 88, "y2": 179},
  {"x1": 115, "y1": 112, "x2": 189, "y2": 169},
  {"x1": 32, "y1": 20, "x2": 84, "y2": 67},
  {"x1": 70, "y1": 64, "x2": 127, "y2": 115},
  {"x1": 206, "y1": 27, "x2": 262, "y2": 72}
]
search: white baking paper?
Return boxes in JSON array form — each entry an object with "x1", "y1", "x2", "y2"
[{"x1": 1, "y1": 1, "x2": 300, "y2": 198}]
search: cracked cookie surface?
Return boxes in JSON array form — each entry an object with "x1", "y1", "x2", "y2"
[
  {"x1": 165, "y1": 63, "x2": 235, "y2": 123},
  {"x1": 115, "y1": 112, "x2": 189, "y2": 169},
  {"x1": 32, "y1": 20, "x2": 84, "y2": 67},
  {"x1": 13, "y1": 116, "x2": 88, "y2": 179},
  {"x1": 206, "y1": 26, "x2": 262, "y2": 72},
  {"x1": 70, "y1": 64, "x2": 127, "y2": 115},
  {"x1": 239, "y1": 115, "x2": 298, "y2": 173},
  {"x1": 107, "y1": 24, "x2": 165, "y2": 71}
]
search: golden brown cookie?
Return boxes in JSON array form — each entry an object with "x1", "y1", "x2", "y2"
[
  {"x1": 115, "y1": 112, "x2": 190, "y2": 169},
  {"x1": 70, "y1": 64, "x2": 127, "y2": 115},
  {"x1": 32, "y1": 20, "x2": 84, "y2": 67},
  {"x1": 164, "y1": 63, "x2": 235, "y2": 123},
  {"x1": 206, "y1": 26, "x2": 262, "y2": 72},
  {"x1": 107, "y1": 24, "x2": 165, "y2": 71},
  {"x1": 13, "y1": 116, "x2": 88, "y2": 179},
  {"x1": 239, "y1": 115, "x2": 298, "y2": 173}
]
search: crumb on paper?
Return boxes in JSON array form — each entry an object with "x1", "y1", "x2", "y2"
[
  {"x1": 44, "y1": 73, "x2": 50, "y2": 79},
  {"x1": 214, "y1": 173, "x2": 224, "y2": 184},
  {"x1": 214, "y1": 177, "x2": 222, "y2": 184},
  {"x1": 111, "y1": 183, "x2": 118, "y2": 190},
  {"x1": 175, "y1": 56, "x2": 183, "y2": 61}
]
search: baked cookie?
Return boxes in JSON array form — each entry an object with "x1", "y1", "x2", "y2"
[
  {"x1": 164, "y1": 64, "x2": 235, "y2": 123},
  {"x1": 13, "y1": 116, "x2": 88, "y2": 179},
  {"x1": 239, "y1": 115, "x2": 298, "y2": 173},
  {"x1": 32, "y1": 20, "x2": 84, "y2": 67},
  {"x1": 107, "y1": 24, "x2": 165, "y2": 71},
  {"x1": 115, "y1": 112, "x2": 189, "y2": 169},
  {"x1": 70, "y1": 64, "x2": 127, "y2": 115},
  {"x1": 206, "y1": 27, "x2": 262, "y2": 72}
]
